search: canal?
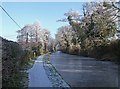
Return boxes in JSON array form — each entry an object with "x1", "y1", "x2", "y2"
[{"x1": 49, "y1": 51, "x2": 119, "y2": 87}]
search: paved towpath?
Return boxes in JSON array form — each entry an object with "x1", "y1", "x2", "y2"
[{"x1": 28, "y1": 55, "x2": 52, "y2": 87}]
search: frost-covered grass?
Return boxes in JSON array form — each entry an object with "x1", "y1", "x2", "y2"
[{"x1": 43, "y1": 54, "x2": 71, "y2": 88}]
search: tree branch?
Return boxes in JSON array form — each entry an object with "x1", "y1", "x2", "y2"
[{"x1": 112, "y1": 2, "x2": 120, "y2": 11}]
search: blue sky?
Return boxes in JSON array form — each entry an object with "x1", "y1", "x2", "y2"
[{"x1": 1, "y1": 2, "x2": 84, "y2": 41}]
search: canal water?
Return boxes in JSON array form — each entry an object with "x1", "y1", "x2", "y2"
[{"x1": 49, "y1": 51, "x2": 119, "y2": 87}]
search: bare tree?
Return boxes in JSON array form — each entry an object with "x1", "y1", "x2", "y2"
[{"x1": 17, "y1": 21, "x2": 51, "y2": 54}]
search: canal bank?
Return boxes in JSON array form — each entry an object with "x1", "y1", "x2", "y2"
[
  {"x1": 28, "y1": 55, "x2": 71, "y2": 88},
  {"x1": 43, "y1": 54, "x2": 71, "y2": 88}
]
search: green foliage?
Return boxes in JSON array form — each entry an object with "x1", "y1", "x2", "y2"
[
  {"x1": 2, "y1": 37, "x2": 34, "y2": 88},
  {"x1": 87, "y1": 40, "x2": 120, "y2": 63}
]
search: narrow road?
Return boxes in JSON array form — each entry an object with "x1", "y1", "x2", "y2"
[
  {"x1": 28, "y1": 55, "x2": 52, "y2": 87},
  {"x1": 49, "y1": 51, "x2": 119, "y2": 87}
]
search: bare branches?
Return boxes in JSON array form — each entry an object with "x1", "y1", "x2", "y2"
[
  {"x1": 112, "y1": 2, "x2": 120, "y2": 11},
  {"x1": 17, "y1": 21, "x2": 50, "y2": 49}
]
